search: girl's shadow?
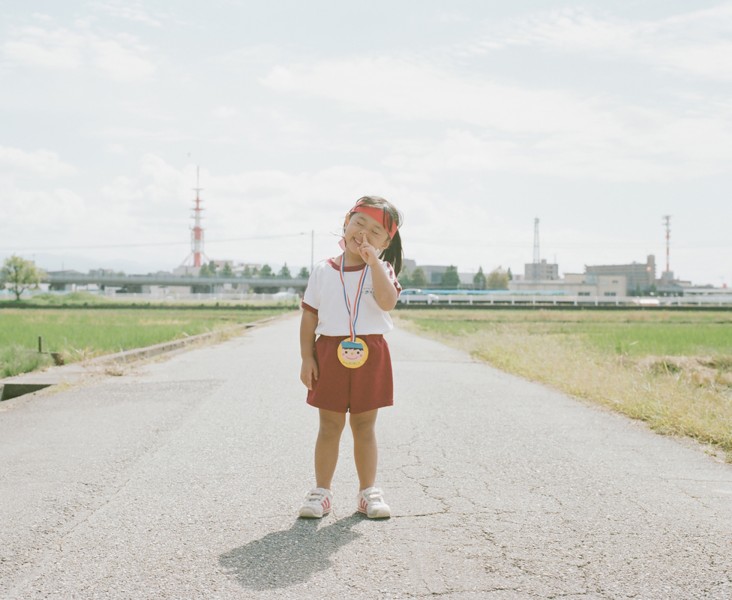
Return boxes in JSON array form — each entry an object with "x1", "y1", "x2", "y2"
[{"x1": 219, "y1": 514, "x2": 364, "y2": 590}]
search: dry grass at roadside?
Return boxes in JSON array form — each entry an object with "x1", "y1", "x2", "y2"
[{"x1": 395, "y1": 309, "x2": 732, "y2": 462}]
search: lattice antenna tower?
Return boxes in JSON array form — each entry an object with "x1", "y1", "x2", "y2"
[
  {"x1": 533, "y1": 217, "x2": 540, "y2": 264},
  {"x1": 182, "y1": 167, "x2": 209, "y2": 268},
  {"x1": 191, "y1": 167, "x2": 206, "y2": 267},
  {"x1": 663, "y1": 215, "x2": 671, "y2": 273}
]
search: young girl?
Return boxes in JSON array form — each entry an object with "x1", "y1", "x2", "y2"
[{"x1": 299, "y1": 196, "x2": 403, "y2": 519}]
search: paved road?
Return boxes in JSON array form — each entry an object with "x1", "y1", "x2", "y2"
[{"x1": 1, "y1": 314, "x2": 730, "y2": 599}]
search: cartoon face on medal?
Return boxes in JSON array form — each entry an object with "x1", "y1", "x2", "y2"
[{"x1": 338, "y1": 337, "x2": 369, "y2": 369}]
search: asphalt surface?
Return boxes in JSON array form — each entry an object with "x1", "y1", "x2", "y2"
[{"x1": 1, "y1": 313, "x2": 730, "y2": 599}]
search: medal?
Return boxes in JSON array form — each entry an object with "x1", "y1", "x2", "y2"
[
  {"x1": 338, "y1": 256, "x2": 369, "y2": 369},
  {"x1": 337, "y1": 337, "x2": 369, "y2": 369}
]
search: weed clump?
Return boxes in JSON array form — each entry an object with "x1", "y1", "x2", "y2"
[{"x1": 0, "y1": 346, "x2": 54, "y2": 378}]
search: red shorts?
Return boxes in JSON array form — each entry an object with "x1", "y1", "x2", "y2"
[{"x1": 307, "y1": 334, "x2": 393, "y2": 414}]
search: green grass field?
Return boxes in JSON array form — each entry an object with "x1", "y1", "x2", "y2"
[
  {"x1": 396, "y1": 309, "x2": 732, "y2": 460},
  {"x1": 0, "y1": 305, "x2": 294, "y2": 377},
  {"x1": 402, "y1": 309, "x2": 732, "y2": 356}
]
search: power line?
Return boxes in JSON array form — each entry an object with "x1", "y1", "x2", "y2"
[{"x1": 0, "y1": 232, "x2": 313, "y2": 252}]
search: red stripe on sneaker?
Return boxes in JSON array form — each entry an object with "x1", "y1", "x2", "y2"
[{"x1": 323, "y1": 497, "x2": 331, "y2": 510}]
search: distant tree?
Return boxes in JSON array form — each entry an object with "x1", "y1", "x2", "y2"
[
  {"x1": 242, "y1": 265, "x2": 252, "y2": 278},
  {"x1": 473, "y1": 266, "x2": 487, "y2": 290},
  {"x1": 507, "y1": 267, "x2": 513, "y2": 281},
  {"x1": 278, "y1": 263, "x2": 292, "y2": 279},
  {"x1": 1, "y1": 255, "x2": 44, "y2": 300},
  {"x1": 251, "y1": 266, "x2": 260, "y2": 277},
  {"x1": 259, "y1": 264, "x2": 273, "y2": 278},
  {"x1": 297, "y1": 267, "x2": 310, "y2": 279},
  {"x1": 441, "y1": 265, "x2": 460, "y2": 289},
  {"x1": 410, "y1": 267, "x2": 427, "y2": 288},
  {"x1": 487, "y1": 267, "x2": 509, "y2": 290},
  {"x1": 398, "y1": 269, "x2": 412, "y2": 288},
  {"x1": 199, "y1": 264, "x2": 212, "y2": 278},
  {"x1": 220, "y1": 262, "x2": 233, "y2": 278}
]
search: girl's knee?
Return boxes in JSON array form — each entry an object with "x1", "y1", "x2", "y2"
[
  {"x1": 318, "y1": 409, "x2": 346, "y2": 437},
  {"x1": 349, "y1": 409, "x2": 378, "y2": 437}
]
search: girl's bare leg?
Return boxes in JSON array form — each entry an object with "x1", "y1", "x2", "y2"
[
  {"x1": 350, "y1": 409, "x2": 379, "y2": 490},
  {"x1": 315, "y1": 409, "x2": 346, "y2": 489}
]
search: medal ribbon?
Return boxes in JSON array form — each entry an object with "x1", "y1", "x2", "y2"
[{"x1": 339, "y1": 255, "x2": 369, "y2": 342}]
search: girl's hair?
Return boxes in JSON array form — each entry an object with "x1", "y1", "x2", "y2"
[{"x1": 348, "y1": 195, "x2": 404, "y2": 275}]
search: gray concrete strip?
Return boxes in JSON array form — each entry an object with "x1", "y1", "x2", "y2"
[{"x1": 0, "y1": 314, "x2": 730, "y2": 599}]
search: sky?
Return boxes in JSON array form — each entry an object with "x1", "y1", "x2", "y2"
[{"x1": 1, "y1": 0, "x2": 731, "y2": 286}]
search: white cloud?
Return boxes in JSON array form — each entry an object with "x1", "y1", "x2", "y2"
[
  {"x1": 91, "y1": 2, "x2": 165, "y2": 27},
  {"x1": 467, "y1": 5, "x2": 732, "y2": 81},
  {"x1": 90, "y1": 34, "x2": 155, "y2": 81},
  {"x1": 0, "y1": 146, "x2": 77, "y2": 177},
  {"x1": 99, "y1": 155, "x2": 190, "y2": 223},
  {"x1": 3, "y1": 185, "x2": 86, "y2": 232},
  {"x1": 265, "y1": 108, "x2": 312, "y2": 135},
  {"x1": 212, "y1": 106, "x2": 239, "y2": 119},
  {"x1": 263, "y1": 57, "x2": 732, "y2": 182},
  {"x1": 657, "y1": 41, "x2": 732, "y2": 81},
  {"x1": 384, "y1": 114, "x2": 732, "y2": 183},
  {"x1": 92, "y1": 126, "x2": 189, "y2": 143},
  {"x1": 262, "y1": 58, "x2": 616, "y2": 136},
  {"x1": 3, "y1": 26, "x2": 84, "y2": 69},
  {"x1": 383, "y1": 130, "x2": 519, "y2": 173},
  {"x1": 105, "y1": 143, "x2": 127, "y2": 155},
  {"x1": 2, "y1": 24, "x2": 156, "y2": 81}
]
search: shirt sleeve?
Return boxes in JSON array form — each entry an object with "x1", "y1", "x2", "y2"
[
  {"x1": 301, "y1": 263, "x2": 321, "y2": 313},
  {"x1": 383, "y1": 260, "x2": 403, "y2": 295}
]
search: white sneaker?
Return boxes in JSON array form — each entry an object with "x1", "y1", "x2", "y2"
[
  {"x1": 298, "y1": 487, "x2": 333, "y2": 518},
  {"x1": 357, "y1": 487, "x2": 391, "y2": 519}
]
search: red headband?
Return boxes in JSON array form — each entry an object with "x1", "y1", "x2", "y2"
[{"x1": 350, "y1": 203, "x2": 399, "y2": 239}]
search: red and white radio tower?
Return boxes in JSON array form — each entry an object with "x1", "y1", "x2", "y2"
[{"x1": 182, "y1": 167, "x2": 209, "y2": 268}]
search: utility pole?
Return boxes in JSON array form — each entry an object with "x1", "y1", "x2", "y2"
[
  {"x1": 533, "y1": 218, "x2": 540, "y2": 264},
  {"x1": 663, "y1": 215, "x2": 671, "y2": 274}
]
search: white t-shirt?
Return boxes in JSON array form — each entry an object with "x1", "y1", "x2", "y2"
[{"x1": 302, "y1": 257, "x2": 402, "y2": 336}]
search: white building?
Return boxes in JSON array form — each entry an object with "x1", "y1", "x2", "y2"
[{"x1": 510, "y1": 273, "x2": 627, "y2": 297}]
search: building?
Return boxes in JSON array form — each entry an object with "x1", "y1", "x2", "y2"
[
  {"x1": 524, "y1": 259, "x2": 559, "y2": 281},
  {"x1": 585, "y1": 255, "x2": 656, "y2": 295},
  {"x1": 402, "y1": 259, "x2": 417, "y2": 273},
  {"x1": 510, "y1": 273, "x2": 626, "y2": 297},
  {"x1": 512, "y1": 254, "x2": 656, "y2": 296}
]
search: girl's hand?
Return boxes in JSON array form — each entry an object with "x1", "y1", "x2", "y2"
[
  {"x1": 300, "y1": 355, "x2": 319, "y2": 390},
  {"x1": 358, "y1": 233, "x2": 380, "y2": 266}
]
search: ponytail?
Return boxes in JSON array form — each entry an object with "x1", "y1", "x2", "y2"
[{"x1": 381, "y1": 230, "x2": 403, "y2": 276}]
